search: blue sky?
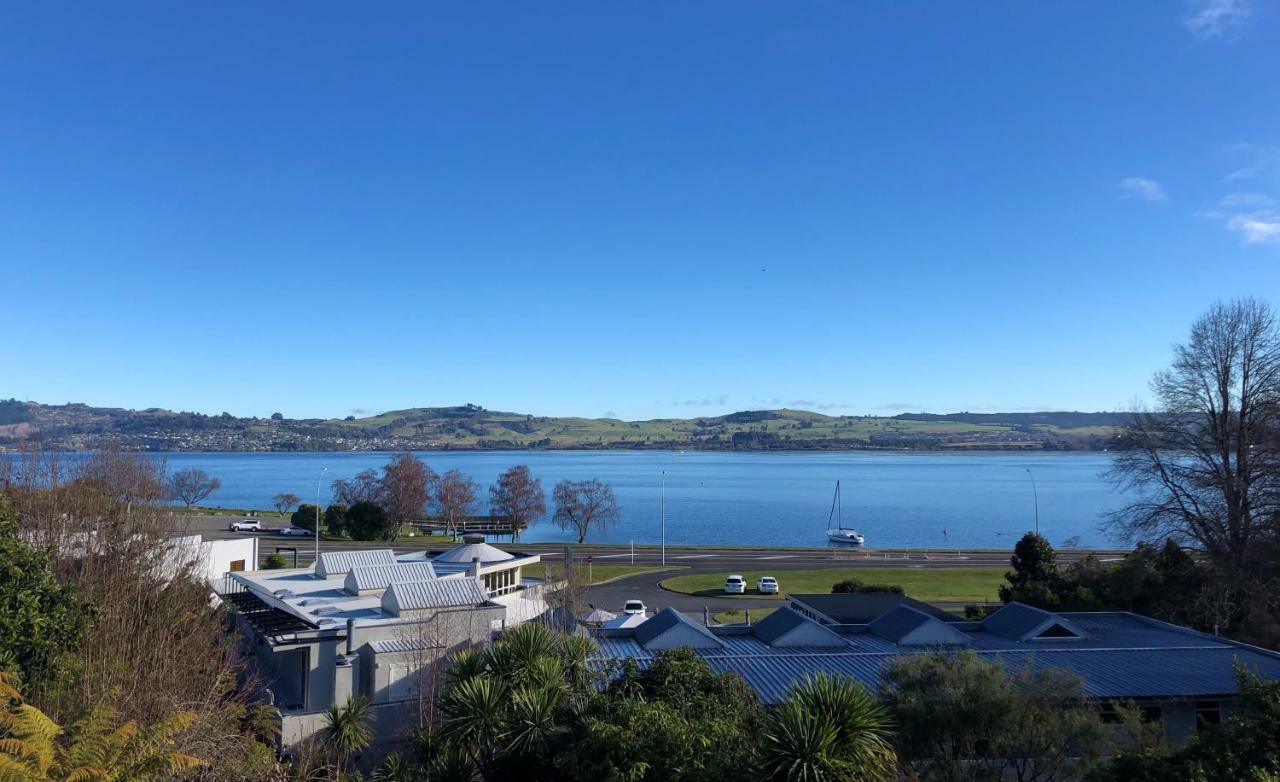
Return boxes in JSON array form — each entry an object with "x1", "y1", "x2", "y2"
[{"x1": 4, "y1": 2, "x2": 1278, "y2": 420}]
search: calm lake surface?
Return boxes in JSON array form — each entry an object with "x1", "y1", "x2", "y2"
[{"x1": 162, "y1": 451, "x2": 1130, "y2": 549}]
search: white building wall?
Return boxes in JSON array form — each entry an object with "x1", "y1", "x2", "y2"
[{"x1": 200, "y1": 537, "x2": 259, "y2": 579}]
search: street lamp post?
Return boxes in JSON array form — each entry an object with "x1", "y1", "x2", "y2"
[
  {"x1": 315, "y1": 466, "x2": 328, "y2": 565},
  {"x1": 660, "y1": 470, "x2": 666, "y2": 567},
  {"x1": 1026, "y1": 467, "x2": 1039, "y2": 536}
]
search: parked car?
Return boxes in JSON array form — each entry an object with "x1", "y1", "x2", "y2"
[
  {"x1": 278, "y1": 526, "x2": 310, "y2": 537},
  {"x1": 724, "y1": 574, "x2": 746, "y2": 594},
  {"x1": 623, "y1": 600, "x2": 647, "y2": 615},
  {"x1": 229, "y1": 519, "x2": 263, "y2": 532},
  {"x1": 757, "y1": 576, "x2": 779, "y2": 595}
]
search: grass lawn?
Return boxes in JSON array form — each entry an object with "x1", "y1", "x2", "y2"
[
  {"x1": 545, "y1": 563, "x2": 687, "y2": 586},
  {"x1": 713, "y1": 607, "x2": 778, "y2": 625},
  {"x1": 660, "y1": 567, "x2": 1006, "y2": 604}
]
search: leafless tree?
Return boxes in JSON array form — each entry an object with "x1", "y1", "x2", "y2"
[
  {"x1": 552, "y1": 479, "x2": 620, "y2": 544},
  {"x1": 379, "y1": 453, "x2": 435, "y2": 536},
  {"x1": 489, "y1": 465, "x2": 546, "y2": 540},
  {"x1": 434, "y1": 469, "x2": 479, "y2": 537},
  {"x1": 1, "y1": 449, "x2": 260, "y2": 758},
  {"x1": 330, "y1": 468, "x2": 382, "y2": 507},
  {"x1": 272, "y1": 492, "x2": 301, "y2": 516},
  {"x1": 1108, "y1": 298, "x2": 1280, "y2": 598},
  {"x1": 167, "y1": 467, "x2": 222, "y2": 509}
]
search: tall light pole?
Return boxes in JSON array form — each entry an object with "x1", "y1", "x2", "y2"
[
  {"x1": 660, "y1": 470, "x2": 666, "y2": 566},
  {"x1": 315, "y1": 466, "x2": 328, "y2": 565},
  {"x1": 1025, "y1": 467, "x2": 1039, "y2": 536}
]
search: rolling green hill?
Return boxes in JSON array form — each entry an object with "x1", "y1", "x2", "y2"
[{"x1": 0, "y1": 399, "x2": 1122, "y2": 452}]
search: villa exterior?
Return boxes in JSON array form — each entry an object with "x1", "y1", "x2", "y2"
[
  {"x1": 218, "y1": 536, "x2": 546, "y2": 749},
  {"x1": 592, "y1": 596, "x2": 1280, "y2": 745}
]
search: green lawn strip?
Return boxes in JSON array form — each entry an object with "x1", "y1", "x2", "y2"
[
  {"x1": 713, "y1": 607, "x2": 778, "y2": 626},
  {"x1": 660, "y1": 567, "x2": 1006, "y2": 604},
  {"x1": 545, "y1": 563, "x2": 687, "y2": 586}
]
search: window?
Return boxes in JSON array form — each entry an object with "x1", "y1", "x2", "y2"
[
  {"x1": 1139, "y1": 705, "x2": 1163, "y2": 724},
  {"x1": 1195, "y1": 700, "x2": 1221, "y2": 728},
  {"x1": 1033, "y1": 622, "x2": 1082, "y2": 640},
  {"x1": 1097, "y1": 701, "x2": 1122, "y2": 724},
  {"x1": 229, "y1": 560, "x2": 246, "y2": 572}
]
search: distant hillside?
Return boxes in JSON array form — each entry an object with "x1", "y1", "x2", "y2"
[{"x1": 0, "y1": 400, "x2": 1122, "y2": 453}]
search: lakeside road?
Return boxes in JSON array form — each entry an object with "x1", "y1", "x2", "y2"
[{"x1": 189, "y1": 515, "x2": 1125, "y2": 616}]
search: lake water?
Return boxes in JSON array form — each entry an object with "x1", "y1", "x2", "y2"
[{"x1": 161, "y1": 451, "x2": 1131, "y2": 549}]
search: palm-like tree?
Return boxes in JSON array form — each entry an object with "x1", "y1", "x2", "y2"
[
  {"x1": 762, "y1": 674, "x2": 896, "y2": 782},
  {"x1": 0, "y1": 671, "x2": 205, "y2": 782},
  {"x1": 434, "y1": 625, "x2": 599, "y2": 779},
  {"x1": 322, "y1": 695, "x2": 374, "y2": 775}
]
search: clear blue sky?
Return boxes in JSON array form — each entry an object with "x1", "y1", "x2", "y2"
[{"x1": 4, "y1": 2, "x2": 1278, "y2": 420}]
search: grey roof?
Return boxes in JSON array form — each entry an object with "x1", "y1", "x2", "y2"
[
  {"x1": 344, "y1": 563, "x2": 438, "y2": 594},
  {"x1": 432, "y1": 541, "x2": 515, "y2": 565},
  {"x1": 983, "y1": 602, "x2": 1086, "y2": 641},
  {"x1": 593, "y1": 609, "x2": 1280, "y2": 705},
  {"x1": 316, "y1": 549, "x2": 397, "y2": 578},
  {"x1": 381, "y1": 577, "x2": 489, "y2": 615},
  {"x1": 868, "y1": 605, "x2": 972, "y2": 646},
  {"x1": 752, "y1": 606, "x2": 849, "y2": 648},
  {"x1": 370, "y1": 638, "x2": 445, "y2": 654},
  {"x1": 788, "y1": 593, "x2": 957, "y2": 625},
  {"x1": 634, "y1": 607, "x2": 724, "y2": 651}
]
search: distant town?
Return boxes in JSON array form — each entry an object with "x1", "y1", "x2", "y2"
[{"x1": 0, "y1": 399, "x2": 1121, "y2": 453}]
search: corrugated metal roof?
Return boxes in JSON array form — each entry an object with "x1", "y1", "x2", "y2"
[
  {"x1": 345, "y1": 563, "x2": 438, "y2": 594},
  {"x1": 432, "y1": 541, "x2": 515, "y2": 564},
  {"x1": 751, "y1": 606, "x2": 849, "y2": 648},
  {"x1": 370, "y1": 638, "x2": 445, "y2": 654},
  {"x1": 382, "y1": 577, "x2": 489, "y2": 615},
  {"x1": 592, "y1": 606, "x2": 1280, "y2": 705},
  {"x1": 869, "y1": 605, "x2": 972, "y2": 646},
  {"x1": 634, "y1": 607, "x2": 724, "y2": 650},
  {"x1": 982, "y1": 602, "x2": 1085, "y2": 641},
  {"x1": 316, "y1": 549, "x2": 397, "y2": 578},
  {"x1": 788, "y1": 593, "x2": 955, "y2": 624}
]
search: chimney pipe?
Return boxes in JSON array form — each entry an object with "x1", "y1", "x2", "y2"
[
  {"x1": 346, "y1": 618, "x2": 355, "y2": 655},
  {"x1": 745, "y1": 609, "x2": 751, "y2": 627}
]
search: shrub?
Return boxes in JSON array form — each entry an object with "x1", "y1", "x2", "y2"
[
  {"x1": 346, "y1": 501, "x2": 391, "y2": 541},
  {"x1": 832, "y1": 578, "x2": 903, "y2": 594},
  {"x1": 291, "y1": 503, "x2": 321, "y2": 531}
]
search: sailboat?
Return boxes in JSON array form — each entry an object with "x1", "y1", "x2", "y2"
[{"x1": 826, "y1": 480, "x2": 865, "y2": 545}]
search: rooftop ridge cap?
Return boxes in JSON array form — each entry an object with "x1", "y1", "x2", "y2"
[{"x1": 688, "y1": 644, "x2": 1237, "y2": 660}]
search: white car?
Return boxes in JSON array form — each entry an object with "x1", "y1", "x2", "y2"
[
  {"x1": 623, "y1": 600, "x2": 647, "y2": 616},
  {"x1": 229, "y1": 519, "x2": 263, "y2": 532},
  {"x1": 724, "y1": 574, "x2": 746, "y2": 594},
  {"x1": 757, "y1": 576, "x2": 779, "y2": 595},
  {"x1": 278, "y1": 526, "x2": 310, "y2": 537}
]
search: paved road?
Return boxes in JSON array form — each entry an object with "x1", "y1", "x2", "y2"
[
  {"x1": 187, "y1": 513, "x2": 1129, "y2": 617},
  {"x1": 186, "y1": 514, "x2": 1121, "y2": 569}
]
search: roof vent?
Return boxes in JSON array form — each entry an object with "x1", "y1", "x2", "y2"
[
  {"x1": 868, "y1": 605, "x2": 971, "y2": 646},
  {"x1": 981, "y1": 603, "x2": 1087, "y2": 642},
  {"x1": 462, "y1": 533, "x2": 486, "y2": 544},
  {"x1": 272, "y1": 589, "x2": 296, "y2": 599}
]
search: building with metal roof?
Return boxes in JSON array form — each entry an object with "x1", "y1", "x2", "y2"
[
  {"x1": 315, "y1": 549, "x2": 398, "y2": 579},
  {"x1": 788, "y1": 592, "x2": 955, "y2": 624},
  {"x1": 868, "y1": 604, "x2": 972, "y2": 646},
  {"x1": 344, "y1": 563, "x2": 438, "y2": 595},
  {"x1": 593, "y1": 598, "x2": 1280, "y2": 745},
  {"x1": 382, "y1": 577, "x2": 490, "y2": 616},
  {"x1": 218, "y1": 538, "x2": 548, "y2": 751}
]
